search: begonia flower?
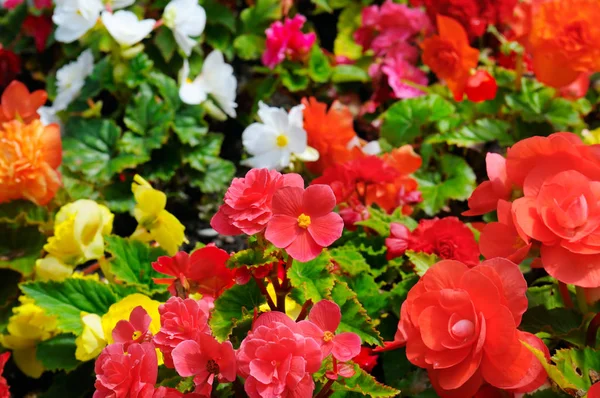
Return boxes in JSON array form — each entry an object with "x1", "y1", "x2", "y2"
[
  {"x1": 0, "y1": 49, "x2": 20, "y2": 89},
  {"x1": 353, "y1": 347, "x2": 378, "y2": 373},
  {"x1": 463, "y1": 152, "x2": 511, "y2": 216},
  {"x1": 241, "y1": 102, "x2": 308, "y2": 170},
  {"x1": 163, "y1": 0, "x2": 206, "y2": 57},
  {"x1": 265, "y1": 185, "x2": 343, "y2": 262},
  {"x1": 262, "y1": 15, "x2": 316, "y2": 69},
  {"x1": 172, "y1": 335, "x2": 236, "y2": 396},
  {"x1": 101, "y1": 11, "x2": 155, "y2": 47},
  {"x1": 298, "y1": 300, "x2": 361, "y2": 362},
  {"x1": 0, "y1": 80, "x2": 47, "y2": 124},
  {"x1": 0, "y1": 352, "x2": 10, "y2": 398},
  {"x1": 52, "y1": 49, "x2": 95, "y2": 112},
  {"x1": 112, "y1": 306, "x2": 153, "y2": 349},
  {"x1": 465, "y1": 70, "x2": 498, "y2": 103},
  {"x1": 34, "y1": 256, "x2": 73, "y2": 281},
  {"x1": 52, "y1": 0, "x2": 105, "y2": 43},
  {"x1": 22, "y1": 15, "x2": 53, "y2": 53}
]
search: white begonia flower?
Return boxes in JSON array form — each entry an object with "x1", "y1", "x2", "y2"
[
  {"x1": 107, "y1": 0, "x2": 135, "y2": 8},
  {"x1": 241, "y1": 102, "x2": 308, "y2": 170},
  {"x1": 163, "y1": 0, "x2": 206, "y2": 56},
  {"x1": 53, "y1": 0, "x2": 105, "y2": 43},
  {"x1": 101, "y1": 11, "x2": 155, "y2": 47},
  {"x1": 53, "y1": 49, "x2": 95, "y2": 112},
  {"x1": 179, "y1": 50, "x2": 238, "y2": 117}
]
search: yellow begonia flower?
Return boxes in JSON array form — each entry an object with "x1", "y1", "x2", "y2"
[
  {"x1": 583, "y1": 128, "x2": 600, "y2": 145},
  {"x1": 35, "y1": 256, "x2": 73, "y2": 281},
  {"x1": 44, "y1": 200, "x2": 114, "y2": 265},
  {"x1": 259, "y1": 282, "x2": 302, "y2": 320},
  {"x1": 0, "y1": 297, "x2": 57, "y2": 378},
  {"x1": 75, "y1": 313, "x2": 106, "y2": 362},
  {"x1": 131, "y1": 175, "x2": 186, "y2": 255}
]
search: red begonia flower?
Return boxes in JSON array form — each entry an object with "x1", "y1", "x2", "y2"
[
  {"x1": 0, "y1": 80, "x2": 47, "y2": 124},
  {"x1": 0, "y1": 49, "x2": 20, "y2": 89},
  {"x1": 0, "y1": 352, "x2": 10, "y2": 398},
  {"x1": 353, "y1": 347, "x2": 378, "y2": 373},
  {"x1": 464, "y1": 152, "x2": 511, "y2": 216},
  {"x1": 465, "y1": 70, "x2": 498, "y2": 103},
  {"x1": 112, "y1": 306, "x2": 152, "y2": 349}
]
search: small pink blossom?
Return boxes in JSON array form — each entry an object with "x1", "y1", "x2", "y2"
[
  {"x1": 211, "y1": 168, "x2": 304, "y2": 236},
  {"x1": 236, "y1": 312, "x2": 322, "y2": 398},
  {"x1": 112, "y1": 306, "x2": 152, "y2": 349},
  {"x1": 153, "y1": 297, "x2": 211, "y2": 368},
  {"x1": 262, "y1": 15, "x2": 316, "y2": 69},
  {"x1": 93, "y1": 342, "x2": 157, "y2": 398},
  {"x1": 380, "y1": 52, "x2": 428, "y2": 99},
  {"x1": 172, "y1": 334, "x2": 236, "y2": 397},
  {"x1": 298, "y1": 300, "x2": 361, "y2": 362},
  {"x1": 265, "y1": 185, "x2": 344, "y2": 262}
]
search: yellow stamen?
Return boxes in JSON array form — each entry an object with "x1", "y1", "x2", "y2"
[
  {"x1": 132, "y1": 330, "x2": 142, "y2": 340},
  {"x1": 297, "y1": 213, "x2": 311, "y2": 228},
  {"x1": 323, "y1": 331, "x2": 334, "y2": 342},
  {"x1": 276, "y1": 135, "x2": 289, "y2": 147}
]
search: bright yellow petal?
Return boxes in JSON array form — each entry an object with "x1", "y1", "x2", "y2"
[
  {"x1": 75, "y1": 313, "x2": 107, "y2": 361},
  {"x1": 150, "y1": 210, "x2": 186, "y2": 255},
  {"x1": 13, "y1": 347, "x2": 45, "y2": 378},
  {"x1": 101, "y1": 294, "x2": 161, "y2": 344},
  {"x1": 35, "y1": 256, "x2": 74, "y2": 281}
]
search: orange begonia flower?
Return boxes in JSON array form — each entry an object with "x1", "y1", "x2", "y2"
[
  {"x1": 0, "y1": 81, "x2": 47, "y2": 124},
  {"x1": 0, "y1": 120, "x2": 62, "y2": 205},
  {"x1": 421, "y1": 15, "x2": 480, "y2": 101},
  {"x1": 302, "y1": 97, "x2": 363, "y2": 175},
  {"x1": 529, "y1": 0, "x2": 600, "y2": 88}
]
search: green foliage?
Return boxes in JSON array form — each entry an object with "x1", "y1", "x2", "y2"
[
  {"x1": 334, "y1": 3, "x2": 364, "y2": 60},
  {"x1": 227, "y1": 246, "x2": 277, "y2": 269},
  {"x1": 520, "y1": 306, "x2": 586, "y2": 345},
  {"x1": 426, "y1": 118, "x2": 512, "y2": 147},
  {"x1": 288, "y1": 252, "x2": 335, "y2": 303},
  {"x1": 308, "y1": 46, "x2": 332, "y2": 83},
  {"x1": 0, "y1": 225, "x2": 46, "y2": 276},
  {"x1": 36, "y1": 334, "x2": 80, "y2": 372},
  {"x1": 329, "y1": 361, "x2": 400, "y2": 397},
  {"x1": 405, "y1": 250, "x2": 439, "y2": 277},
  {"x1": 331, "y1": 65, "x2": 370, "y2": 83},
  {"x1": 330, "y1": 247, "x2": 372, "y2": 277},
  {"x1": 21, "y1": 279, "x2": 118, "y2": 334},
  {"x1": 552, "y1": 348, "x2": 600, "y2": 392},
  {"x1": 356, "y1": 207, "x2": 418, "y2": 237},
  {"x1": 0, "y1": 200, "x2": 51, "y2": 226}
]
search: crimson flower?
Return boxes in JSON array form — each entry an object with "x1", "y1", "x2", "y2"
[
  {"x1": 152, "y1": 245, "x2": 234, "y2": 298},
  {"x1": 465, "y1": 70, "x2": 498, "y2": 103},
  {"x1": 353, "y1": 347, "x2": 378, "y2": 373},
  {"x1": 298, "y1": 300, "x2": 361, "y2": 362},
  {"x1": 112, "y1": 306, "x2": 152, "y2": 349},
  {"x1": 22, "y1": 15, "x2": 53, "y2": 53},
  {"x1": 0, "y1": 352, "x2": 10, "y2": 398},
  {"x1": 265, "y1": 185, "x2": 344, "y2": 262},
  {"x1": 0, "y1": 50, "x2": 20, "y2": 90},
  {"x1": 172, "y1": 334, "x2": 236, "y2": 397},
  {"x1": 262, "y1": 15, "x2": 316, "y2": 68}
]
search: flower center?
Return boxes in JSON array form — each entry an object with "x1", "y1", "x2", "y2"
[
  {"x1": 560, "y1": 21, "x2": 588, "y2": 52},
  {"x1": 564, "y1": 194, "x2": 589, "y2": 228},
  {"x1": 132, "y1": 330, "x2": 142, "y2": 340},
  {"x1": 451, "y1": 319, "x2": 475, "y2": 339},
  {"x1": 323, "y1": 331, "x2": 335, "y2": 342},
  {"x1": 276, "y1": 134, "x2": 288, "y2": 148},
  {"x1": 297, "y1": 213, "x2": 311, "y2": 228},
  {"x1": 206, "y1": 359, "x2": 220, "y2": 375}
]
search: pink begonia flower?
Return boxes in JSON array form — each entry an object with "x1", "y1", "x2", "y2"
[
  {"x1": 112, "y1": 306, "x2": 152, "y2": 349},
  {"x1": 381, "y1": 53, "x2": 428, "y2": 99},
  {"x1": 211, "y1": 168, "x2": 304, "y2": 236},
  {"x1": 93, "y1": 342, "x2": 157, "y2": 398},
  {"x1": 3, "y1": 0, "x2": 50, "y2": 8},
  {"x1": 385, "y1": 223, "x2": 411, "y2": 260},
  {"x1": 298, "y1": 300, "x2": 361, "y2": 362},
  {"x1": 262, "y1": 15, "x2": 316, "y2": 69},
  {"x1": 325, "y1": 363, "x2": 355, "y2": 380},
  {"x1": 236, "y1": 312, "x2": 322, "y2": 398},
  {"x1": 153, "y1": 297, "x2": 211, "y2": 368},
  {"x1": 172, "y1": 334, "x2": 236, "y2": 397},
  {"x1": 265, "y1": 185, "x2": 344, "y2": 262},
  {"x1": 152, "y1": 387, "x2": 184, "y2": 397},
  {"x1": 463, "y1": 153, "x2": 512, "y2": 216}
]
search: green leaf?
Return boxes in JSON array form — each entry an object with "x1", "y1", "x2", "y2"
[
  {"x1": 545, "y1": 98, "x2": 582, "y2": 130},
  {"x1": 227, "y1": 247, "x2": 278, "y2": 269},
  {"x1": 355, "y1": 207, "x2": 418, "y2": 237},
  {"x1": 189, "y1": 158, "x2": 236, "y2": 193},
  {"x1": 523, "y1": 390, "x2": 571, "y2": 398},
  {"x1": 331, "y1": 65, "x2": 369, "y2": 83},
  {"x1": 334, "y1": 3, "x2": 363, "y2": 60},
  {"x1": 288, "y1": 252, "x2": 335, "y2": 303},
  {"x1": 183, "y1": 133, "x2": 224, "y2": 172},
  {"x1": 148, "y1": 71, "x2": 181, "y2": 109},
  {"x1": 527, "y1": 280, "x2": 571, "y2": 310},
  {"x1": 141, "y1": 141, "x2": 181, "y2": 182},
  {"x1": 311, "y1": 0, "x2": 333, "y2": 12},
  {"x1": 344, "y1": 273, "x2": 389, "y2": 318},
  {"x1": 104, "y1": 236, "x2": 168, "y2": 293},
  {"x1": 173, "y1": 106, "x2": 208, "y2": 145},
  {"x1": 381, "y1": 95, "x2": 455, "y2": 146},
  {"x1": 0, "y1": 225, "x2": 45, "y2": 276},
  {"x1": 209, "y1": 279, "x2": 266, "y2": 342},
  {"x1": 68, "y1": 56, "x2": 115, "y2": 111},
  {"x1": 426, "y1": 118, "x2": 513, "y2": 147},
  {"x1": 233, "y1": 34, "x2": 265, "y2": 61},
  {"x1": 154, "y1": 27, "x2": 177, "y2": 62},
  {"x1": 523, "y1": 342, "x2": 580, "y2": 394},
  {"x1": 416, "y1": 155, "x2": 476, "y2": 216},
  {"x1": 281, "y1": 68, "x2": 310, "y2": 92},
  {"x1": 39, "y1": 362, "x2": 95, "y2": 398},
  {"x1": 0, "y1": 200, "x2": 50, "y2": 225},
  {"x1": 520, "y1": 306, "x2": 585, "y2": 345},
  {"x1": 202, "y1": 0, "x2": 236, "y2": 31},
  {"x1": 308, "y1": 46, "x2": 331, "y2": 83},
  {"x1": 36, "y1": 334, "x2": 80, "y2": 372},
  {"x1": 123, "y1": 53, "x2": 154, "y2": 88},
  {"x1": 21, "y1": 278, "x2": 118, "y2": 334},
  {"x1": 405, "y1": 250, "x2": 439, "y2": 277},
  {"x1": 553, "y1": 348, "x2": 600, "y2": 392},
  {"x1": 239, "y1": 0, "x2": 281, "y2": 34},
  {"x1": 329, "y1": 247, "x2": 371, "y2": 277},
  {"x1": 330, "y1": 361, "x2": 400, "y2": 397},
  {"x1": 63, "y1": 118, "x2": 146, "y2": 184},
  {"x1": 328, "y1": 281, "x2": 383, "y2": 346},
  {"x1": 389, "y1": 275, "x2": 418, "y2": 315}
]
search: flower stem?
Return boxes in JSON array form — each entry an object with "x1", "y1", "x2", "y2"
[
  {"x1": 586, "y1": 312, "x2": 600, "y2": 347},
  {"x1": 576, "y1": 286, "x2": 590, "y2": 314},
  {"x1": 315, "y1": 379, "x2": 336, "y2": 398},
  {"x1": 558, "y1": 281, "x2": 574, "y2": 309},
  {"x1": 515, "y1": 52, "x2": 524, "y2": 91},
  {"x1": 255, "y1": 277, "x2": 277, "y2": 311},
  {"x1": 82, "y1": 261, "x2": 100, "y2": 275},
  {"x1": 276, "y1": 256, "x2": 293, "y2": 313},
  {"x1": 295, "y1": 299, "x2": 313, "y2": 321}
]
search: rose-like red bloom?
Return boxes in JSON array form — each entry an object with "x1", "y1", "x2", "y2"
[
  {"x1": 94, "y1": 342, "x2": 158, "y2": 398},
  {"x1": 386, "y1": 217, "x2": 480, "y2": 266},
  {"x1": 421, "y1": 15, "x2": 480, "y2": 101},
  {"x1": 153, "y1": 297, "x2": 211, "y2": 368},
  {"x1": 0, "y1": 352, "x2": 10, "y2": 398},
  {"x1": 262, "y1": 15, "x2": 316, "y2": 69},
  {"x1": 393, "y1": 258, "x2": 547, "y2": 397},
  {"x1": 237, "y1": 312, "x2": 322, "y2": 398},
  {"x1": 463, "y1": 152, "x2": 511, "y2": 216},
  {"x1": 0, "y1": 80, "x2": 47, "y2": 124},
  {"x1": 298, "y1": 300, "x2": 361, "y2": 362},
  {"x1": 353, "y1": 347, "x2": 378, "y2": 373},
  {"x1": 465, "y1": 70, "x2": 498, "y2": 103},
  {"x1": 265, "y1": 185, "x2": 343, "y2": 262},
  {"x1": 152, "y1": 387, "x2": 183, "y2": 398},
  {"x1": 152, "y1": 246, "x2": 234, "y2": 298},
  {"x1": 113, "y1": 306, "x2": 152, "y2": 349},
  {"x1": 172, "y1": 335, "x2": 236, "y2": 397},
  {"x1": 414, "y1": 0, "x2": 518, "y2": 38},
  {"x1": 22, "y1": 15, "x2": 53, "y2": 53},
  {"x1": 0, "y1": 49, "x2": 20, "y2": 89},
  {"x1": 211, "y1": 168, "x2": 304, "y2": 236}
]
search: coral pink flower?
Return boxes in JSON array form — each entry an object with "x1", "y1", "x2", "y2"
[
  {"x1": 172, "y1": 334, "x2": 236, "y2": 397},
  {"x1": 152, "y1": 246, "x2": 233, "y2": 298},
  {"x1": 391, "y1": 258, "x2": 546, "y2": 397},
  {"x1": 237, "y1": 312, "x2": 322, "y2": 398},
  {"x1": 0, "y1": 80, "x2": 47, "y2": 124},
  {"x1": 265, "y1": 185, "x2": 343, "y2": 262},
  {"x1": 153, "y1": 297, "x2": 211, "y2": 368},
  {"x1": 298, "y1": 300, "x2": 361, "y2": 362},
  {"x1": 211, "y1": 168, "x2": 304, "y2": 236},
  {"x1": 94, "y1": 342, "x2": 158, "y2": 398},
  {"x1": 112, "y1": 306, "x2": 152, "y2": 349},
  {"x1": 464, "y1": 153, "x2": 512, "y2": 216},
  {"x1": 152, "y1": 387, "x2": 183, "y2": 398},
  {"x1": 262, "y1": 15, "x2": 316, "y2": 69},
  {"x1": 0, "y1": 352, "x2": 10, "y2": 398}
]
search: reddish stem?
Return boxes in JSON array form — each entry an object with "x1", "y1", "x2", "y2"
[
  {"x1": 82, "y1": 262, "x2": 100, "y2": 275},
  {"x1": 586, "y1": 312, "x2": 600, "y2": 347},
  {"x1": 315, "y1": 379, "x2": 336, "y2": 398},
  {"x1": 295, "y1": 299, "x2": 313, "y2": 321},
  {"x1": 558, "y1": 281, "x2": 574, "y2": 309},
  {"x1": 255, "y1": 277, "x2": 277, "y2": 311}
]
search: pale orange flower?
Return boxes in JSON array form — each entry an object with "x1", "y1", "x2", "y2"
[
  {"x1": 529, "y1": 0, "x2": 600, "y2": 87},
  {"x1": 0, "y1": 81, "x2": 47, "y2": 124},
  {"x1": 0, "y1": 120, "x2": 62, "y2": 205}
]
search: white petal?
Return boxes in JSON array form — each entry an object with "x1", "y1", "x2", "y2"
[
  {"x1": 241, "y1": 149, "x2": 288, "y2": 171},
  {"x1": 110, "y1": 0, "x2": 135, "y2": 9},
  {"x1": 101, "y1": 11, "x2": 155, "y2": 47},
  {"x1": 178, "y1": 59, "x2": 190, "y2": 86},
  {"x1": 200, "y1": 50, "x2": 237, "y2": 118},
  {"x1": 286, "y1": 126, "x2": 308, "y2": 153},
  {"x1": 362, "y1": 140, "x2": 382, "y2": 155},
  {"x1": 242, "y1": 123, "x2": 278, "y2": 155},
  {"x1": 179, "y1": 81, "x2": 207, "y2": 105},
  {"x1": 173, "y1": 30, "x2": 197, "y2": 57},
  {"x1": 293, "y1": 146, "x2": 320, "y2": 162},
  {"x1": 288, "y1": 104, "x2": 305, "y2": 129},
  {"x1": 164, "y1": 0, "x2": 206, "y2": 55}
]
